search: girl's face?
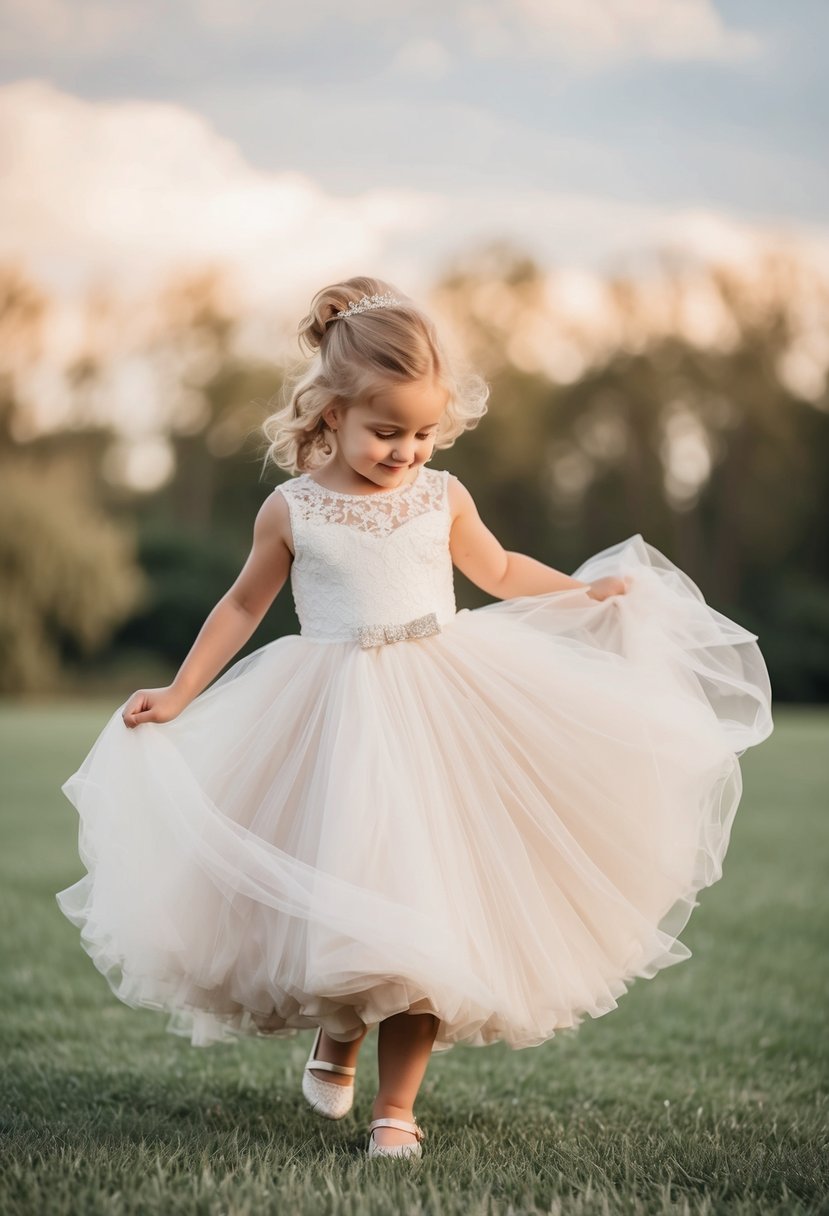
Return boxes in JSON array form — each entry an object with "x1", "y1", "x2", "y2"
[{"x1": 321, "y1": 376, "x2": 450, "y2": 489}]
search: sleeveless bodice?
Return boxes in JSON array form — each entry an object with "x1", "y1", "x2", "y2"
[{"x1": 277, "y1": 465, "x2": 457, "y2": 643}]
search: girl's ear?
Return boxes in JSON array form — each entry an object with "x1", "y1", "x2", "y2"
[{"x1": 321, "y1": 400, "x2": 342, "y2": 431}]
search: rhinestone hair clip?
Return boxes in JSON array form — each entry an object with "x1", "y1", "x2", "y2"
[{"x1": 335, "y1": 292, "x2": 402, "y2": 320}]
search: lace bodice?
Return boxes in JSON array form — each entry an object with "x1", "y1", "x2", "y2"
[{"x1": 277, "y1": 465, "x2": 457, "y2": 643}]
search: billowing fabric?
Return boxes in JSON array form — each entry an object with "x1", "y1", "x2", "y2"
[{"x1": 57, "y1": 465, "x2": 773, "y2": 1050}]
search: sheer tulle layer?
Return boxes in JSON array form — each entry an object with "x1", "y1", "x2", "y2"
[{"x1": 57, "y1": 533, "x2": 773, "y2": 1051}]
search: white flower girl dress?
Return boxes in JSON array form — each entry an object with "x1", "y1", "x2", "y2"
[{"x1": 57, "y1": 463, "x2": 773, "y2": 1051}]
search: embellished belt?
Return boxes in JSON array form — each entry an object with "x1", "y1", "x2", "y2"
[{"x1": 356, "y1": 611, "x2": 441, "y2": 649}]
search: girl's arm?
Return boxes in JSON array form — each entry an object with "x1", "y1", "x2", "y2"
[
  {"x1": 122, "y1": 489, "x2": 294, "y2": 727},
  {"x1": 447, "y1": 475, "x2": 625, "y2": 602}
]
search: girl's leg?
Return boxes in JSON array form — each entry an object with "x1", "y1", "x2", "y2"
[
  {"x1": 308, "y1": 1024, "x2": 369, "y2": 1085},
  {"x1": 371, "y1": 1011, "x2": 439, "y2": 1147}
]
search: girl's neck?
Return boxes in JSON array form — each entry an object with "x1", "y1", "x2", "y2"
[{"x1": 307, "y1": 458, "x2": 423, "y2": 497}]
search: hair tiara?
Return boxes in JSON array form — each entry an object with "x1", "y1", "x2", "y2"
[{"x1": 334, "y1": 291, "x2": 402, "y2": 320}]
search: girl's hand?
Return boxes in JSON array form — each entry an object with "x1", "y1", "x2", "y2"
[
  {"x1": 121, "y1": 686, "x2": 189, "y2": 729},
  {"x1": 586, "y1": 575, "x2": 632, "y2": 602}
]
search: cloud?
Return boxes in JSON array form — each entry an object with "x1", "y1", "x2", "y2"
[
  {"x1": 0, "y1": 79, "x2": 439, "y2": 311},
  {"x1": 3, "y1": 76, "x2": 821, "y2": 333},
  {"x1": 384, "y1": 37, "x2": 453, "y2": 81},
  {"x1": 0, "y1": 0, "x2": 143, "y2": 56},
  {"x1": 4, "y1": 79, "x2": 827, "y2": 472},
  {"x1": 459, "y1": 0, "x2": 760, "y2": 64},
  {"x1": 0, "y1": 0, "x2": 759, "y2": 66},
  {"x1": 3, "y1": 78, "x2": 826, "y2": 333}
]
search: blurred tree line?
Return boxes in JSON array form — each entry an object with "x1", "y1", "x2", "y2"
[{"x1": 1, "y1": 241, "x2": 826, "y2": 702}]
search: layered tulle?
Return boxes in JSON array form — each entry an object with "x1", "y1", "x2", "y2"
[{"x1": 57, "y1": 533, "x2": 773, "y2": 1051}]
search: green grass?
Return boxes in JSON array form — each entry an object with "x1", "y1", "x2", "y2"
[{"x1": 1, "y1": 702, "x2": 827, "y2": 1215}]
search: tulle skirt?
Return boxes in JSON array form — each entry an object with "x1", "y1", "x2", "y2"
[{"x1": 57, "y1": 534, "x2": 773, "y2": 1051}]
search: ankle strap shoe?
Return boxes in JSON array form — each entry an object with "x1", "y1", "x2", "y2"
[
  {"x1": 301, "y1": 1025, "x2": 356, "y2": 1119},
  {"x1": 367, "y1": 1116, "x2": 426, "y2": 1159}
]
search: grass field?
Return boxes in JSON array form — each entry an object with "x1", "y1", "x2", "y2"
[{"x1": 1, "y1": 701, "x2": 827, "y2": 1215}]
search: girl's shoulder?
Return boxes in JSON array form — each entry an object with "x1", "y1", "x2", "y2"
[
  {"x1": 272, "y1": 472, "x2": 309, "y2": 497},
  {"x1": 444, "y1": 470, "x2": 475, "y2": 525}
]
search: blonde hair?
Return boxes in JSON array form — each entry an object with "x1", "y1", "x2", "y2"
[{"x1": 260, "y1": 275, "x2": 490, "y2": 475}]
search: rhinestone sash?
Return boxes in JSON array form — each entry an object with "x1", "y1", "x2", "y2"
[{"x1": 355, "y1": 612, "x2": 441, "y2": 649}]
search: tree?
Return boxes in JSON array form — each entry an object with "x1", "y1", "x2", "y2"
[{"x1": 0, "y1": 458, "x2": 148, "y2": 694}]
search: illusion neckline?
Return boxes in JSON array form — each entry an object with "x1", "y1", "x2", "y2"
[{"x1": 301, "y1": 463, "x2": 425, "y2": 500}]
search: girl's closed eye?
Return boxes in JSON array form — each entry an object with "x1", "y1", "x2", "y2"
[{"x1": 373, "y1": 431, "x2": 434, "y2": 440}]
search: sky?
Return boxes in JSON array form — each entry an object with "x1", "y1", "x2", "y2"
[{"x1": 1, "y1": 0, "x2": 828, "y2": 410}]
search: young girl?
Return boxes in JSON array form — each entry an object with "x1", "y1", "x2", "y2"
[{"x1": 57, "y1": 276, "x2": 774, "y2": 1160}]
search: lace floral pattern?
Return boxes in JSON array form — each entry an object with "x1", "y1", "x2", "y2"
[
  {"x1": 277, "y1": 466, "x2": 457, "y2": 643},
  {"x1": 288, "y1": 466, "x2": 442, "y2": 538}
]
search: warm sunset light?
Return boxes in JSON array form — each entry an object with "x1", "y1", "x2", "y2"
[{"x1": 1, "y1": 5, "x2": 825, "y2": 1209}]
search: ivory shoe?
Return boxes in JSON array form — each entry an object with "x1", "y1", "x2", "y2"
[
  {"x1": 367, "y1": 1116, "x2": 426, "y2": 1159},
  {"x1": 301, "y1": 1025, "x2": 356, "y2": 1119}
]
